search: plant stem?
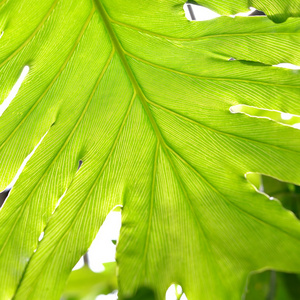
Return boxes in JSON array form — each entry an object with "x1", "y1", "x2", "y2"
[{"x1": 267, "y1": 271, "x2": 276, "y2": 300}]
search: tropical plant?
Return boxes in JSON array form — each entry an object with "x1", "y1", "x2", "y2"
[
  {"x1": 244, "y1": 175, "x2": 300, "y2": 300},
  {"x1": 1, "y1": 0, "x2": 300, "y2": 299},
  {"x1": 62, "y1": 262, "x2": 117, "y2": 300}
]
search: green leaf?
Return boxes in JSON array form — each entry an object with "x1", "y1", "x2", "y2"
[
  {"x1": 245, "y1": 177, "x2": 300, "y2": 299},
  {"x1": 122, "y1": 287, "x2": 156, "y2": 300},
  {"x1": 61, "y1": 263, "x2": 117, "y2": 300},
  {"x1": 190, "y1": 0, "x2": 300, "y2": 22},
  {"x1": 1, "y1": 1, "x2": 300, "y2": 299},
  {"x1": 245, "y1": 271, "x2": 272, "y2": 300},
  {"x1": 246, "y1": 271, "x2": 300, "y2": 300},
  {"x1": 262, "y1": 175, "x2": 300, "y2": 218}
]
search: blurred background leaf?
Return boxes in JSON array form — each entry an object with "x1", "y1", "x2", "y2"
[
  {"x1": 122, "y1": 287, "x2": 156, "y2": 300},
  {"x1": 245, "y1": 175, "x2": 300, "y2": 300},
  {"x1": 61, "y1": 263, "x2": 117, "y2": 300}
]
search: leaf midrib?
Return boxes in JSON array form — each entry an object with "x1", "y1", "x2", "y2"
[
  {"x1": 94, "y1": 1, "x2": 300, "y2": 159},
  {"x1": 95, "y1": 0, "x2": 300, "y2": 250},
  {"x1": 94, "y1": 0, "x2": 166, "y2": 148},
  {"x1": 94, "y1": 0, "x2": 220, "y2": 280}
]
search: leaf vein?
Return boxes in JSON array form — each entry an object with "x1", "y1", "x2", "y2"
[
  {"x1": 0, "y1": 49, "x2": 115, "y2": 259},
  {"x1": 166, "y1": 144, "x2": 300, "y2": 242},
  {"x1": 0, "y1": 7, "x2": 96, "y2": 151},
  {"x1": 146, "y1": 99, "x2": 300, "y2": 155},
  {"x1": 95, "y1": 1, "x2": 221, "y2": 279},
  {"x1": 16, "y1": 91, "x2": 137, "y2": 298},
  {"x1": 0, "y1": 0, "x2": 61, "y2": 68},
  {"x1": 142, "y1": 140, "x2": 159, "y2": 275},
  {"x1": 108, "y1": 13, "x2": 300, "y2": 42},
  {"x1": 124, "y1": 51, "x2": 300, "y2": 89},
  {"x1": 0, "y1": 0, "x2": 9, "y2": 7}
]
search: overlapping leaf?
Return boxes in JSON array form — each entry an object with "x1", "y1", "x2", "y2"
[
  {"x1": 246, "y1": 176, "x2": 300, "y2": 299},
  {"x1": 191, "y1": 0, "x2": 300, "y2": 22},
  {"x1": 62, "y1": 263, "x2": 117, "y2": 300},
  {"x1": 1, "y1": 0, "x2": 300, "y2": 299}
]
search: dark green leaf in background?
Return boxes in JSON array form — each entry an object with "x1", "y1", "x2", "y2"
[
  {"x1": 245, "y1": 176, "x2": 300, "y2": 300},
  {"x1": 62, "y1": 263, "x2": 117, "y2": 300}
]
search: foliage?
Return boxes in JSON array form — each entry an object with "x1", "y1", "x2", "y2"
[
  {"x1": 245, "y1": 176, "x2": 300, "y2": 300},
  {"x1": 1, "y1": 0, "x2": 300, "y2": 299},
  {"x1": 62, "y1": 263, "x2": 117, "y2": 300}
]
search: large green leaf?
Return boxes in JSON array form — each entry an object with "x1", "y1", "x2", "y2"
[
  {"x1": 62, "y1": 263, "x2": 117, "y2": 300},
  {"x1": 190, "y1": 0, "x2": 300, "y2": 22},
  {"x1": 1, "y1": 0, "x2": 300, "y2": 299}
]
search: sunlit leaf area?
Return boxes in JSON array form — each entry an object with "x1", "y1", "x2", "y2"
[{"x1": 1, "y1": 1, "x2": 300, "y2": 299}]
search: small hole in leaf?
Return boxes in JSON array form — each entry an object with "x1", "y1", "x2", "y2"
[
  {"x1": 0, "y1": 188, "x2": 10, "y2": 208},
  {"x1": 166, "y1": 284, "x2": 187, "y2": 300},
  {"x1": 77, "y1": 159, "x2": 83, "y2": 171},
  {"x1": 273, "y1": 63, "x2": 300, "y2": 70},
  {"x1": 183, "y1": 4, "x2": 261, "y2": 21},
  {"x1": 231, "y1": 7, "x2": 264, "y2": 17},
  {"x1": 185, "y1": 3, "x2": 196, "y2": 20},
  {"x1": 232, "y1": 7, "x2": 263, "y2": 17},
  {"x1": 1, "y1": 129, "x2": 49, "y2": 204},
  {"x1": 0, "y1": 65, "x2": 29, "y2": 117},
  {"x1": 281, "y1": 113, "x2": 293, "y2": 120},
  {"x1": 52, "y1": 189, "x2": 67, "y2": 214},
  {"x1": 95, "y1": 291, "x2": 118, "y2": 300},
  {"x1": 229, "y1": 104, "x2": 300, "y2": 128},
  {"x1": 0, "y1": 31, "x2": 3, "y2": 39},
  {"x1": 183, "y1": 3, "x2": 220, "y2": 21},
  {"x1": 248, "y1": 9, "x2": 265, "y2": 16},
  {"x1": 38, "y1": 231, "x2": 44, "y2": 242}
]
